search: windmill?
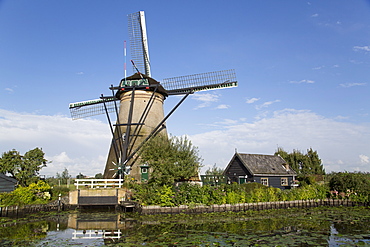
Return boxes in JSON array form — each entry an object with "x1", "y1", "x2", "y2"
[{"x1": 69, "y1": 11, "x2": 237, "y2": 181}]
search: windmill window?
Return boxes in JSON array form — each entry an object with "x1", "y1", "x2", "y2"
[
  {"x1": 261, "y1": 178, "x2": 268, "y2": 186},
  {"x1": 141, "y1": 168, "x2": 148, "y2": 174}
]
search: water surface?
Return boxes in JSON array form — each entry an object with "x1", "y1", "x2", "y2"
[{"x1": 0, "y1": 207, "x2": 369, "y2": 246}]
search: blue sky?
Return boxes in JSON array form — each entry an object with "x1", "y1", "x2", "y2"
[{"x1": 1, "y1": 0, "x2": 370, "y2": 177}]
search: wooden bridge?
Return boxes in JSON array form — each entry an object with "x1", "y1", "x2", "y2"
[{"x1": 69, "y1": 179, "x2": 139, "y2": 211}]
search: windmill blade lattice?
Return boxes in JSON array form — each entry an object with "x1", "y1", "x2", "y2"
[
  {"x1": 161, "y1": 69, "x2": 237, "y2": 95},
  {"x1": 128, "y1": 11, "x2": 151, "y2": 77},
  {"x1": 69, "y1": 97, "x2": 118, "y2": 120},
  {"x1": 68, "y1": 10, "x2": 238, "y2": 181}
]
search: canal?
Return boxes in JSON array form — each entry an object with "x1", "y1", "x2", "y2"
[{"x1": 0, "y1": 206, "x2": 369, "y2": 246}]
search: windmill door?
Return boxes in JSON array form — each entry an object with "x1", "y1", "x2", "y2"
[{"x1": 140, "y1": 165, "x2": 149, "y2": 183}]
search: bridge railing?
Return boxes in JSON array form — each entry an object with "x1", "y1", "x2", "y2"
[{"x1": 74, "y1": 179, "x2": 123, "y2": 189}]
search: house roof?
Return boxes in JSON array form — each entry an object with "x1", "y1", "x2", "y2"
[
  {"x1": 230, "y1": 153, "x2": 296, "y2": 176},
  {"x1": 0, "y1": 173, "x2": 18, "y2": 184}
]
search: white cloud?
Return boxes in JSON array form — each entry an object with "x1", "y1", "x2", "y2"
[
  {"x1": 359, "y1": 154, "x2": 369, "y2": 164},
  {"x1": 76, "y1": 72, "x2": 84, "y2": 75},
  {"x1": 5, "y1": 88, "x2": 13, "y2": 93},
  {"x1": 0, "y1": 109, "x2": 111, "y2": 177},
  {"x1": 339, "y1": 82, "x2": 366, "y2": 88},
  {"x1": 191, "y1": 93, "x2": 219, "y2": 109},
  {"x1": 2, "y1": 108, "x2": 370, "y2": 178},
  {"x1": 49, "y1": 151, "x2": 73, "y2": 163},
  {"x1": 214, "y1": 119, "x2": 239, "y2": 125},
  {"x1": 190, "y1": 109, "x2": 370, "y2": 174},
  {"x1": 255, "y1": 100, "x2": 281, "y2": 110},
  {"x1": 353, "y1": 46, "x2": 370, "y2": 52},
  {"x1": 215, "y1": 104, "x2": 229, "y2": 109},
  {"x1": 334, "y1": 115, "x2": 349, "y2": 120},
  {"x1": 246, "y1": 97, "x2": 260, "y2": 104},
  {"x1": 289, "y1": 79, "x2": 315, "y2": 84},
  {"x1": 312, "y1": 66, "x2": 324, "y2": 70},
  {"x1": 311, "y1": 13, "x2": 319, "y2": 18}
]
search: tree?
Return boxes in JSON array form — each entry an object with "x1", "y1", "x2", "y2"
[
  {"x1": 56, "y1": 168, "x2": 71, "y2": 185},
  {"x1": 205, "y1": 164, "x2": 224, "y2": 175},
  {"x1": 328, "y1": 172, "x2": 370, "y2": 201},
  {"x1": 275, "y1": 147, "x2": 325, "y2": 176},
  {"x1": 0, "y1": 148, "x2": 47, "y2": 186},
  {"x1": 95, "y1": 173, "x2": 103, "y2": 179},
  {"x1": 76, "y1": 173, "x2": 85, "y2": 179},
  {"x1": 140, "y1": 135, "x2": 203, "y2": 185}
]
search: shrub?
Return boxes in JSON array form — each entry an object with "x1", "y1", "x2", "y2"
[
  {"x1": 50, "y1": 186, "x2": 70, "y2": 200},
  {"x1": 0, "y1": 180, "x2": 51, "y2": 206},
  {"x1": 328, "y1": 172, "x2": 370, "y2": 202},
  {"x1": 131, "y1": 180, "x2": 334, "y2": 207}
]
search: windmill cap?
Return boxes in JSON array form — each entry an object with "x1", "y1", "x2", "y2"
[{"x1": 118, "y1": 73, "x2": 168, "y2": 97}]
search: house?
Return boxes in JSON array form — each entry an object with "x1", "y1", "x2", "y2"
[
  {"x1": 223, "y1": 153, "x2": 297, "y2": 190},
  {"x1": 0, "y1": 173, "x2": 18, "y2": 192}
]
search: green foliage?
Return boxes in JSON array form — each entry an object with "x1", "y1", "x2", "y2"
[
  {"x1": 0, "y1": 221, "x2": 48, "y2": 242},
  {"x1": 277, "y1": 183, "x2": 328, "y2": 201},
  {"x1": 0, "y1": 180, "x2": 51, "y2": 206},
  {"x1": 275, "y1": 147, "x2": 325, "y2": 175},
  {"x1": 50, "y1": 185, "x2": 70, "y2": 200},
  {"x1": 140, "y1": 135, "x2": 203, "y2": 185},
  {"x1": 328, "y1": 172, "x2": 370, "y2": 202},
  {"x1": 56, "y1": 168, "x2": 71, "y2": 185},
  {"x1": 0, "y1": 148, "x2": 47, "y2": 186},
  {"x1": 297, "y1": 174, "x2": 317, "y2": 187},
  {"x1": 156, "y1": 184, "x2": 175, "y2": 207},
  {"x1": 95, "y1": 173, "x2": 103, "y2": 179},
  {"x1": 205, "y1": 164, "x2": 224, "y2": 175},
  {"x1": 131, "y1": 181, "x2": 333, "y2": 206}
]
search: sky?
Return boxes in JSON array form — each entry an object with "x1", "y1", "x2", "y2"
[{"x1": 1, "y1": 0, "x2": 370, "y2": 177}]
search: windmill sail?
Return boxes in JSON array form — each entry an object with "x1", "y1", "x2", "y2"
[
  {"x1": 161, "y1": 69, "x2": 237, "y2": 95},
  {"x1": 69, "y1": 97, "x2": 118, "y2": 120},
  {"x1": 69, "y1": 10, "x2": 238, "y2": 182},
  {"x1": 128, "y1": 11, "x2": 151, "y2": 77}
]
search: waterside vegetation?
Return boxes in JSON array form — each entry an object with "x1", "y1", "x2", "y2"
[
  {"x1": 129, "y1": 172, "x2": 370, "y2": 207},
  {"x1": 0, "y1": 171, "x2": 369, "y2": 207}
]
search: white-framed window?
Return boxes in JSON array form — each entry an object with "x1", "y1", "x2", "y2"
[
  {"x1": 261, "y1": 178, "x2": 268, "y2": 186},
  {"x1": 141, "y1": 168, "x2": 148, "y2": 174},
  {"x1": 281, "y1": 177, "x2": 288, "y2": 186}
]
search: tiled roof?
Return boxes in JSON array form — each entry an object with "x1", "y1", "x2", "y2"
[{"x1": 237, "y1": 153, "x2": 296, "y2": 175}]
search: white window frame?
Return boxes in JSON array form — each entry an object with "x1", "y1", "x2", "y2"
[
  {"x1": 281, "y1": 177, "x2": 288, "y2": 186},
  {"x1": 261, "y1": 178, "x2": 268, "y2": 186}
]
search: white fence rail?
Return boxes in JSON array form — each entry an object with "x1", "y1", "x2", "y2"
[
  {"x1": 74, "y1": 179, "x2": 123, "y2": 189},
  {"x1": 72, "y1": 230, "x2": 121, "y2": 239}
]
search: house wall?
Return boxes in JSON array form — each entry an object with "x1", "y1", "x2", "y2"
[
  {"x1": 224, "y1": 156, "x2": 251, "y2": 183},
  {"x1": 224, "y1": 155, "x2": 296, "y2": 190},
  {"x1": 0, "y1": 177, "x2": 17, "y2": 192},
  {"x1": 254, "y1": 176, "x2": 295, "y2": 190}
]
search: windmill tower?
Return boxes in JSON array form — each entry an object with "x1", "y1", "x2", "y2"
[{"x1": 69, "y1": 11, "x2": 238, "y2": 182}]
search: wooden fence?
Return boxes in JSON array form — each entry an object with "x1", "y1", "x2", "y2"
[
  {"x1": 0, "y1": 203, "x2": 75, "y2": 218},
  {"x1": 1, "y1": 199, "x2": 368, "y2": 217},
  {"x1": 140, "y1": 199, "x2": 369, "y2": 214}
]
